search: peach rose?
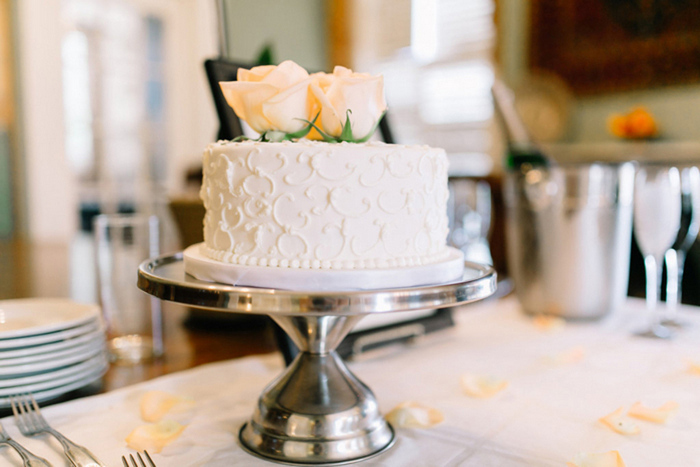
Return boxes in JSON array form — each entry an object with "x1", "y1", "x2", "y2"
[
  {"x1": 219, "y1": 60, "x2": 314, "y2": 134},
  {"x1": 310, "y1": 66, "x2": 387, "y2": 140}
]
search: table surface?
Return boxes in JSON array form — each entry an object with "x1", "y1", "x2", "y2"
[
  {"x1": 0, "y1": 294, "x2": 698, "y2": 466},
  {"x1": 4, "y1": 239, "x2": 700, "y2": 466}
]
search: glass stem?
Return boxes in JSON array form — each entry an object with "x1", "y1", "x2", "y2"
[
  {"x1": 677, "y1": 249, "x2": 686, "y2": 306},
  {"x1": 644, "y1": 255, "x2": 660, "y2": 330},
  {"x1": 665, "y1": 249, "x2": 686, "y2": 323},
  {"x1": 665, "y1": 249, "x2": 679, "y2": 319}
]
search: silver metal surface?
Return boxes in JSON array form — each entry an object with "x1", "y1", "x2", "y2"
[
  {"x1": 504, "y1": 161, "x2": 635, "y2": 319},
  {"x1": 138, "y1": 254, "x2": 496, "y2": 464},
  {"x1": 137, "y1": 254, "x2": 497, "y2": 316}
]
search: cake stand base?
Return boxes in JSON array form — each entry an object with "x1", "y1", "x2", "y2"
[{"x1": 237, "y1": 315, "x2": 395, "y2": 464}]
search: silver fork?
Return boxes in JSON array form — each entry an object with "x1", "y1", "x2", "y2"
[
  {"x1": 0, "y1": 422, "x2": 51, "y2": 467},
  {"x1": 121, "y1": 451, "x2": 156, "y2": 467},
  {"x1": 10, "y1": 394, "x2": 106, "y2": 467}
]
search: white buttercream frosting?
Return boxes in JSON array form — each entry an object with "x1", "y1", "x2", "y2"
[{"x1": 200, "y1": 140, "x2": 450, "y2": 270}]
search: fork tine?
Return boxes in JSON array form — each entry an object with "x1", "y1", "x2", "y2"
[
  {"x1": 27, "y1": 394, "x2": 49, "y2": 430},
  {"x1": 122, "y1": 455, "x2": 130, "y2": 467},
  {"x1": 19, "y1": 395, "x2": 36, "y2": 431},
  {"x1": 129, "y1": 454, "x2": 138, "y2": 467},
  {"x1": 136, "y1": 452, "x2": 148, "y2": 467},
  {"x1": 10, "y1": 395, "x2": 27, "y2": 433},
  {"x1": 143, "y1": 450, "x2": 156, "y2": 467}
]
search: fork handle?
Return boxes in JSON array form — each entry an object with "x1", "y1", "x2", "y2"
[
  {"x1": 47, "y1": 428, "x2": 105, "y2": 467},
  {"x1": 1, "y1": 440, "x2": 52, "y2": 467}
]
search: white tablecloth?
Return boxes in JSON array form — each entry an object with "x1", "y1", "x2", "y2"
[{"x1": 2, "y1": 297, "x2": 700, "y2": 466}]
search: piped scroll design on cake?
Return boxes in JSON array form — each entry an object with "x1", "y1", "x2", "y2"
[
  {"x1": 273, "y1": 193, "x2": 311, "y2": 230},
  {"x1": 329, "y1": 187, "x2": 371, "y2": 218},
  {"x1": 314, "y1": 222, "x2": 346, "y2": 262},
  {"x1": 200, "y1": 140, "x2": 450, "y2": 270}
]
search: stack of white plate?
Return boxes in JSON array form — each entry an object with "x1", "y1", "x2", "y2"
[{"x1": 0, "y1": 298, "x2": 108, "y2": 407}]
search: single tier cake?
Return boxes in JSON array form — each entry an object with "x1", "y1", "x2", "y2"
[
  {"x1": 199, "y1": 139, "x2": 451, "y2": 270},
  {"x1": 184, "y1": 60, "x2": 464, "y2": 289}
]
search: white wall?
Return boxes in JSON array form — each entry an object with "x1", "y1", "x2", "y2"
[
  {"x1": 573, "y1": 85, "x2": 700, "y2": 143},
  {"x1": 15, "y1": 0, "x2": 218, "y2": 242},
  {"x1": 498, "y1": 0, "x2": 700, "y2": 145},
  {"x1": 223, "y1": 0, "x2": 327, "y2": 71},
  {"x1": 151, "y1": 0, "x2": 218, "y2": 194},
  {"x1": 16, "y1": 0, "x2": 77, "y2": 243}
]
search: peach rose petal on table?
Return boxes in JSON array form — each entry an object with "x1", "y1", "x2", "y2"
[
  {"x1": 627, "y1": 401, "x2": 679, "y2": 424},
  {"x1": 140, "y1": 390, "x2": 187, "y2": 423},
  {"x1": 686, "y1": 359, "x2": 700, "y2": 375},
  {"x1": 599, "y1": 407, "x2": 640, "y2": 435},
  {"x1": 543, "y1": 346, "x2": 586, "y2": 365},
  {"x1": 566, "y1": 450, "x2": 627, "y2": 467},
  {"x1": 460, "y1": 373, "x2": 509, "y2": 398},
  {"x1": 384, "y1": 401, "x2": 444, "y2": 428},
  {"x1": 125, "y1": 420, "x2": 186, "y2": 454},
  {"x1": 531, "y1": 314, "x2": 566, "y2": 332}
]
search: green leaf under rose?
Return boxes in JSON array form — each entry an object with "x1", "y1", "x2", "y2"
[{"x1": 232, "y1": 110, "x2": 386, "y2": 144}]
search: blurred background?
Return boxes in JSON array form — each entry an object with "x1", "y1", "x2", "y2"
[{"x1": 2, "y1": 0, "x2": 700, "y2": 301}]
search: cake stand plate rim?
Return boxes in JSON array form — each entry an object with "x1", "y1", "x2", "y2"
[{"x1": 137, "y1": 252, "x2": 497, "y2": 315}]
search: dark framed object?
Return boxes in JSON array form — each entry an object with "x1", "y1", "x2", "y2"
[
  {"x1": 204, "y1": 58, "x2": 250, "y2": 140},
  {"x1": 530, "y1": 0, "x2": 700, "y2": 95}
]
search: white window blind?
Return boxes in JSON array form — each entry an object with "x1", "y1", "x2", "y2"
[{"x1": 368, "y1": 0, "x2": 497, "y2": 175}]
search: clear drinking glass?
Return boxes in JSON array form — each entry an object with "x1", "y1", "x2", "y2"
[
  {"x1": 633, "y1": 165, "x2": 682, "y2": 338},
  {"x1": 664, "y1": 165, "x2": 700, "y2": 327},
  {"x1": 94, "y1": 214, "x2": 163, "y2": 364},
  {"x1": 447, "y1": 178, "x2": 493, "y2": 265}
]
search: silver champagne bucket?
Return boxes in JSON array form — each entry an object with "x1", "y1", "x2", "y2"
[{"x1": 504, "y1": 161, "x2": 636, "y2": 319}]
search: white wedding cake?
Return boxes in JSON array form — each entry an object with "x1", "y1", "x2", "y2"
[
  {"x1": 200, "y1": 139, "x2": 451, "y2": 270},
  {"x1": 184, "y1": 61, "x2": 464, "y2": 290}
]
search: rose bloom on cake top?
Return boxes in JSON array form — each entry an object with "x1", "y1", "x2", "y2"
[
  {"x1": 187, "y1": 60, "x2": 465, "y2": 290},
  {"x1": 219, "y1": 60, "x2": 386, "y2": 142}
]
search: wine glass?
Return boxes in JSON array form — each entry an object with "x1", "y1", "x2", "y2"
[
  {"x1": 664, "y1": 165, "x2": 700, "y2": 327},
  {"x1": 633, "y1": 164, "x2": 682, "y2": 338}
]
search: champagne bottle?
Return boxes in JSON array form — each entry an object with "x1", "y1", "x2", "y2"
[{"x1": 492, "y1": 79, "x2": 551, "y2": 170}]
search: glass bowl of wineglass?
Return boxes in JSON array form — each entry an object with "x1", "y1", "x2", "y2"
[{"x1": 633, "y1": 163, "x2": 682, "y2": 338}]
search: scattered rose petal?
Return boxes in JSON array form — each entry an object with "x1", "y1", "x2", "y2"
[
  {"x1": 460, "y1": 373, "x2": 509, "y2": 398},
  {"x1": 140, "y1": 391, "x2": 185, "y2": 423},
  {"x1": 532, "y1": 315, "x2": 565, "y2": 332},
  {"x1": 125, "y1": 420, "x2": 186, "y2": 453},
  {"x1": 628, "y1": 401, "x2": 679, "y2": 424},
  {"x1": 599, "y1": 407, "x2": 640, "y2": 435},
  {"x1": 385, "y1": 401, "x2": 444, "y2": 428},
  {"x1": 687, "y1": 360, "x2": 700, "y2": 375},
  {"x1": 567, "y1": 450, "x2": 626, "y2": 467},
  {"x1": 544, "y1": 346, "x2": 586, "y2": 365}
]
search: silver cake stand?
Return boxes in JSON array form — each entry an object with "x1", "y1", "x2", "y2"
[{"x1": 138, "y1": 253, "x2": 496, "y2": 465}]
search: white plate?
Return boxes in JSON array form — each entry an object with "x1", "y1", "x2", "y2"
[
  {"x1": 0, "y1": 354, "x2": 106, "y2": 389},
  {"x1": 0, "y1": 336, "x2": 105, "y2": 367},
  {"x1": 0, "y1": 298, "x2": 101, "y2": 339},
  {"x1": 0, "y1": 356, "x2": 108, "y2": 396},
  {"x1": 0, "y1": 320, "x2": 101, "y2": 350},
  {"x1": 0, "y1": 343, "x2": 105, "y2": 377},
  {"x1": 0, "y1": 328, "x2": 105, "y2": 359},
  {"x1": 0, "y1": 365, "x2": 108, "y2": 408}
]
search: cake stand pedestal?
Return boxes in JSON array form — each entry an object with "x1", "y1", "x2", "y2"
[{"x1": 138, "y1": 253, "x2": 496, "y2": 465}]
